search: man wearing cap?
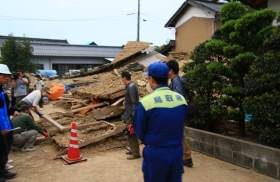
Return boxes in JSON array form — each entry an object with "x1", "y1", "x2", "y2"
[
  {"x1": 167, "y1": 59, "x2": 194, "y2": 168},
  {"x1": 0, "y1": 64, "x2": 17, "y2": 182},
  {"x1": 135, "y1": 62, "x2": 188, "y2": 182}
]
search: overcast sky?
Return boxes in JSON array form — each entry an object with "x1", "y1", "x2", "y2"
[{"x1": 0, "y1": 0, "x2": 186, "y2": 46}]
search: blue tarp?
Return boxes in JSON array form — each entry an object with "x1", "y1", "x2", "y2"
[{"x1": 36, "y1": 70, "x2": 58, "y2": 78}]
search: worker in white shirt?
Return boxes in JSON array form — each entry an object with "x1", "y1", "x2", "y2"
[{"x1": 15, "y1": 88, "x2": 49, "y2": 117}]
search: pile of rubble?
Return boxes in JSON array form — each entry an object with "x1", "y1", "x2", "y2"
[{"x1": 38, "y1": 41, "x2": 166, "y2": 156}]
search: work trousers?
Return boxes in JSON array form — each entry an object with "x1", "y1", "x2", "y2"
[
  {"x1": 142, "y1": 145, "x2": 183, "y2": 182},
  {"x1": 0, "y1": 133, "x2": 13, "y2": 176},
  {"x1": 127, "y1": 133, "x2": 140, "y2": 156},
  {"x1": 15, "y1": 96, "x2": 25, "y2": 105},
  {"x1": 183, "y1": 137, "x2": 192, "y2": 160},
  {"x1": 13, "y1": 130, "x2": 38, "y2": 149}
]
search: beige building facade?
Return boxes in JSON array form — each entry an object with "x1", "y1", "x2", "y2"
[{"x1": 165, "y1": 0, "x2": 224, "y2": 55}]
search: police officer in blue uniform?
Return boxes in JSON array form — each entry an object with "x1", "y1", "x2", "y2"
[
  {"x1": 135, "y1": 62, "x2": 188, "y2": 182},
  {"x1": 0, "y1": 64, "x2": 17, "y2": 182}
]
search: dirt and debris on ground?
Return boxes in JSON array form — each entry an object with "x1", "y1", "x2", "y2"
[
  {"x1": 10, "y1": 145, "x2": 278, "y2": 182},
  {"x1": 13, "y1": 50, "x2": 277, "y2": 181},
  {"x1": 36, "y1": 61, "x2": 149, "y2": 158}
]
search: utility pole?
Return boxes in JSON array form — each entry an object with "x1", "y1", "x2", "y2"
[{"x1": 137, "y1": 0, "x2": 140, "y2": 41}]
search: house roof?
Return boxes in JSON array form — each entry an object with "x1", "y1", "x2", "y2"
[
  {"x1": 112, "y1": 41, "x2": 151, "y2": 64},
  {"x1": 165, "y1": 0, "x2": 225, "y2": 28},
  {"x1": 0, "y1": 35, "x2": 68, "y2": 45},
  {"x1": 31, "y1": 43, "x2": 122, "y2": 58},
  {"x1": 70, "y1": 41, "x2": 164, "y2": 77},
  {"x1": 0, "y1": 35, "x2": 122, "y2": 58},
  {"x1": 159, "y1": 40, "x2": 176, "y2": 55}
]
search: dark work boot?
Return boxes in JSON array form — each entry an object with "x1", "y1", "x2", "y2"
[
  {"x1": 127, "y1": 155, "x2": 140, "y2": 160},
  {"x1": 184, "y1": 158, "x2": 194, "y2": 168},
  {"x1": 2, "y1": 171, "x2": 16, "y2": 180}
]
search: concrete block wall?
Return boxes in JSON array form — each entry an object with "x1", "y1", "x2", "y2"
[{"x1": 185, "y1": 127, "x2": 280, "y2": 179}]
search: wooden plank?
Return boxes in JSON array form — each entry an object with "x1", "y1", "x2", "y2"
[
  {"x1": 30, "y1": 110, "x2": 40, "y2": 122},
  {"x1": 111, "y1": 97, "x2": 124, "y2": 106},
  {"x1": 109, "y1": 90, "x2": 125, "y2": 100},
  {"x1": 81, "y1": 123, "x2": 109, "y2": 134},
  {"x1": 71, "y1": 102, "x2": 107, "y2": 114},
  {"x1": 79, "y1": 124, "x2": 126, "y2": 148},
  {"x1": 70, "y1": 104, "x2": 83, "y2": 110},
  {"x1": 92, "y1": 106, "x2": 123, "y2": 120},
  {"x1": 47, "y1": 122, "x2": 103, "y2": 136},
  {"x1": 42, "y1": 114, "x2": 67, "y2": 132}
]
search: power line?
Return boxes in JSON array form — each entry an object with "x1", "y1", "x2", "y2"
[{"x1": 0, "y1": 15, "x2": 126, "y2": 22}]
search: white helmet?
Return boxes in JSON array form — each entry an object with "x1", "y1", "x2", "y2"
[{"x1": 0, "y1": 64, "x2": 11, "y2": 75}]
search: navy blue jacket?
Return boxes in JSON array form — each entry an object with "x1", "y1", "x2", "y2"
[{"x1": 135, "y1": 87, "x2": 187, "y2": 147}]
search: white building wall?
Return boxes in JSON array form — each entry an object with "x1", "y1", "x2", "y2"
[
  {"x1": 31, "y1": 57, "x2": 107, "y2": 70},
  {"x1": 175, "y1": 6, "x2": 215, "y2": 28},
  {"x1": 31, "y1": 57, "x2": 51, "y2": 69},
  {"x1": 268, "y1": 0, "x2": 280, "y2": 12}
]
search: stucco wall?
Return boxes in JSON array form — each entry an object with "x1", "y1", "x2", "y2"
[
  {"x1": 175, "y1": 6, "x2": 215, "y2": 28},
  {"x1": 175, "y1": 17, "x2": 215, "y2": 54}
]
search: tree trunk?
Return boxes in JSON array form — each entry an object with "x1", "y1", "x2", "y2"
[{"x1": 239, "y1": 108, "x2": 246, "y2": 137}]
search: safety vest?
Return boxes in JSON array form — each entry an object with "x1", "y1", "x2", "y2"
[
  {"x1": 135, "y1": 87, "x2": 188, "y2": 147},
  {"x1": 0, "y1": 90, "x2": 12, "y2": 131}
]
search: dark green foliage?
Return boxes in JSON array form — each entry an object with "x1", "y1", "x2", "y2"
[
  {"x1": 243, "y1": 92, "x2": 280, "y2": 147},
  {"x1": 190, "y1": 42, "x2": 210, "y2": 64},
  {"x1": 1, "y1": 36, "x2": 35, "y2": 73},
  {"x1": 220, "y1": 2, "x2": 248, "y2": 23},
  {"x1": 230, "y1": 52, "x2": 256, "y2": 77},
  {"x1": 232, "y1": 9, "x2": 276, "y2": 51},
  {"x1": 243, "y1": 28, "x2": 280, "y2": 146},
  {"x1": 185, "y1": 2, "x2": 280, "y2": 146},
  {"x1": 154, "y1": 43, "x2": 169, "y2": 52},
  {"x1": 223, "y1": 44, "x2": 243, "y2": 58},
  {"x1": 205, "y1": 39, "x2": 227, "y2": 56}
]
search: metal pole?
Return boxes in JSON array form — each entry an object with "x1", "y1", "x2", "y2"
[{"x1": 137, "y1": 0, "x2": 140, "y2": 41}]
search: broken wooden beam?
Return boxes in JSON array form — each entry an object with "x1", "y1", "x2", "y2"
[
  {"x1": 111, "y1": 97, "x2": 124, "y2": 106},
  {"x1": 71, "y1": 102, "x2": 107, "y2": 114},
  {"x1": 91, "y1": 106, "x2": 123, "y2": 120},
  {"x1": 79, "y1": 124, "x2": 126, "y2": 148},
  {"x1": 30, "y1": 110, "x2": 40, "y2": 122},
  {"x1": 41, "y1": 114, "x2": 67, "y2": 132}
]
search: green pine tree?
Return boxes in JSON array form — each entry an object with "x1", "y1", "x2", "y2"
[{"x1": 1, "y1": 36, "x2": 35, "y2": 73}]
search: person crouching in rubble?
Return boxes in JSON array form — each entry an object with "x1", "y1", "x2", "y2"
[
  {"x1": 12, "y1": 105, "x2": 49, "y2": 152},
  {"x1": 121, "y1": 71, "x2": 141, "y2": 160},
  {"x1": 15, "y1": 87, "x2": 50, "y2": 118}
]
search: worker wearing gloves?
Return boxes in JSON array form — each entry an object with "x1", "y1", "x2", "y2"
[
  {"x1": 121, "y1": 71, "x2": 140, "y2": 160},
  {"x1": 135, "y1": 62, "x2": 188, "y2": 182},
  {"x1": 0, "y1": 64, "x2": 17, "y2": 182},
  {"x1": 15, "y1": 88, "x2": 49, "y2": 118},
  {"x1": 12, "y1": 105, "x2": 48, "y2": 152},
  {"x1": 167, "y1": 59, "x2": 194, "y2": 168}
]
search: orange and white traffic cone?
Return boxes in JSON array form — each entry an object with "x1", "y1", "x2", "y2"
[{"x1": 62, "y1": 122, "x2": 87, "y2": 164}]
